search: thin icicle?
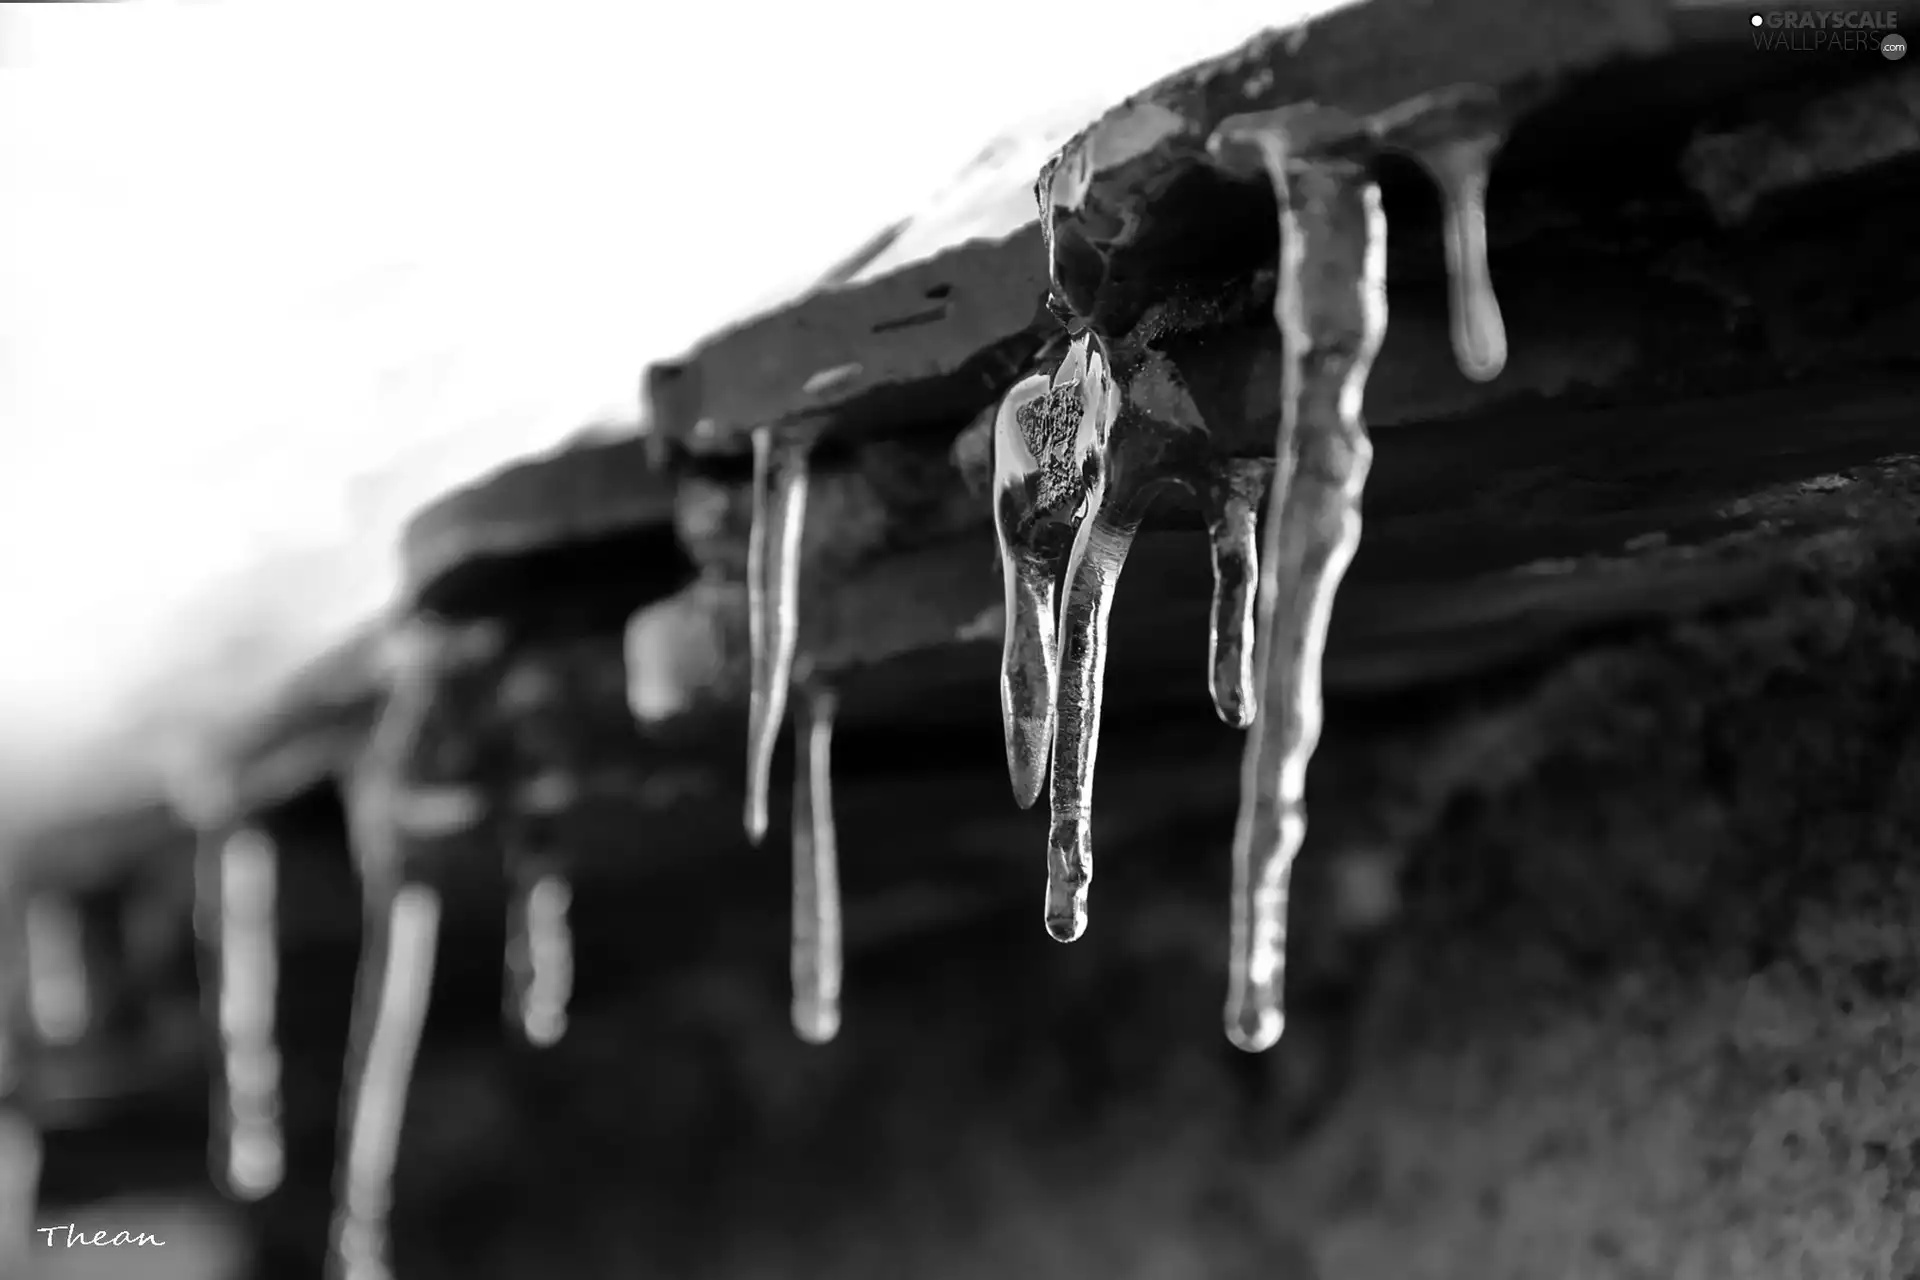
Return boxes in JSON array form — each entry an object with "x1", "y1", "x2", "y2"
[
  {"x1": 506, "y1": 868, "x2": 573, "y2": 1050},
  {"x1": 790, "y1": 685, "x2": 842, "y2": 1044},
  {"x1": 1204, "y1": 460, "x2": 1268, "y2": 729},
  {"x1": 217, "y1": 827, "x2": 283, "y2": 1199},
  {"x1": 330, "y1": 626, "x2": 450, "y2": 1280},
  {"x1": 746, "y1": 427, "x2": 813, "y2": 844},
  {"x1": 330, "y1": 885, "x2": 441, "y2": 1280},
  {"x1": 0, "y1": 883, "x2": 37, "y2": 1273},
  {"x1": 1422, "y1": 130, "x2": 1505, "y2": 382},
  {"x1": 1210, "y1": 110, "x2": 1389, "y2": 1054},
  {"x1": 1370, "y1": 87, "x2": 1509, "y2": 383},
  {"x1": 1045, "y1": 478, "x2": 1145, "y2": 944},
  {"x1": 22, "y1": 894, "x2": 87, "y2": 1049},
  {"x1": 1117, "y1": 347, "x2": 1248, "y2": 729},
  {"x1": 991, "y1": 372, "x2": 1063, "y2": 809},
  {"x1": 504, "y1": 770, "x2": 577, "y2": 1049},
  {"x1": 0, "y1": 1106, "x2": 37, "y2": 1276}
]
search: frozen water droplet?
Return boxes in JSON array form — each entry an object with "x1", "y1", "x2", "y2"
[
  {"x1": 1421, "y1": 131, "x2": 1506, "y2": 382},
  {"x1": 791, "y1": 686, "x2": 842, "y2": 1044},
  {"x1": 506, "y1": 870, "x2": 573, "y2": 1049},
  {"x1": 746, "y1": 427, "x2": 813, "y2": 844},
  {"x1": 1210, "y1": 113, "x2": 1389, "y2": 1053},
  {"x1": 1204, "y1": 461, "x2": 1268, "y2": 729},
  {"x1": 217, "y1": 828, "x2": 283, "y2": 1199},
  {"x1": 331, "y1": 884, "x2": 441, "y2": 1280}
]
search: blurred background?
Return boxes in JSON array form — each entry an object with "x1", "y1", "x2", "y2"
[{"x1": 0, "y1": 2, "x2": 1310, "y2": 1275}]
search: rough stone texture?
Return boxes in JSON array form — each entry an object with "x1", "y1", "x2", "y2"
[
  {"x1": 1682, "y1": 71, "x2": 1920, "y2": 225},
  {"x1": 1037, "y1": 0, "x2": 1683, "y2": 335},
  {"x1": 645, "y1": 225, "x2": 1052, "y2": 453},
  {"x1": 645, "y1": 102, "x2": 1108, "y2": 457}
]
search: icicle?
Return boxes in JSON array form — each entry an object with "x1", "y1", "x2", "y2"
[
  {"x1": 990, "y1": 336, "x2": 1121, "y2": 810},
  {"x1": 1040, "y1": 331, "x2": 1135, "y2": 944},
  {"x1": 1210, "y1": 111, "x2": 1388, "y2": 1053},
  {"x1": 330, "y1": 884, "x2": 441, "y2": 1280},
  {"x1": 745, "y1": 427, "x2": 813, "y2": 844},
  {"x1": 790, "y1": 685, "x2": 842, "y2": 1044},
  {"x1": 991, "y1": 372, "x2": 1062, "y2": 809},
  {"x1": 0, "y1": 882, "x2": 26, "y2": 1095},
  {"x1": 166, "y1": 757, "x2": 277, "y2": 1198},
  {"x1": 1421, "y1": 131, "x2": 1505, "y2": 382},
  {"x1": 1367, "y1": 88, "x2": 1510, "y2": 383},
  {"x1": 0, "y1": 1106, "x2": 37, "y2": 1276},
  {"x1": 330, "y1": 626, "x2": 447, "y2": 1280},
  {"x1": 1118, "y1": 347, "x2": 1247, "y2": 729},
  {"x1": 505, "y1": 866, "x2": 573, "y2": 1050},
  {"x1": 1045, "y1": 473, "x2": 1145, "y2": 943},
  {"x1": 216, "y1": 827, "x2": 284, "y2": 1199},
  {"x1": 1204, "y1": 460, "x2": 1268, "y2": 729},
  {"x1": 504, "y1": 770, "x2": 576, "y2": 1049},
  {"x1": 24, "y1": 894, "x2": 88, "y2": 1046},
  {"x1": 0, "y1": 881, "x2": 38, "y2": 1273}
]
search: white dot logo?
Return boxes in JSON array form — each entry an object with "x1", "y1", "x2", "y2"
[
  {"x1": 1885, "y1": 33, "x2": 1908, "y2": 60},
  {"x1": 1749, "y1": 12, "x2": 1763, "y2": 25}
]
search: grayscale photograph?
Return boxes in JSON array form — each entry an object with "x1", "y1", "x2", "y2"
[{"x1": 0, "y1": 0, "x2": 1916, "y2": 1276}]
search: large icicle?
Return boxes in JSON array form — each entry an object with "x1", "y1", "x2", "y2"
[
  {"x1": 745, "y1": 427, "x2": 814, "y2": 844},
  {"x1": 1037, "y1": 330, "x2": 1138, "y2": 944},
  {"x1": 997, "y1": 333, "x2": 1124, "y2": 942},
  {"x1": 1044, "y1": 463, "x2": 1144, "y2": 943},
  {"x1": 1041, "y1": 340, "x2": 1221, "y2": 943},
  {"x1": 992, "y1": 372, "x2": 1065, "y2": 810},
  {"x1": 790, "y1": 684, "x2": 842, "y2": 1044},
  {"x1": 991, "y1": 337, "x2": 1119, "y2": 811},
  {"x1": 1209, "y1": 108, "x2": 1388, "y2": 1053}
]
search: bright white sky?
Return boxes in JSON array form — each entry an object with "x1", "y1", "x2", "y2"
[{"x1": 0, "y1": 0, "x2": 1313, "y2": 836}]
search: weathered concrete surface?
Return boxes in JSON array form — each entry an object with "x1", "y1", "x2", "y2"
[{"x1": 645, "y1": 100, "x2": 1115, "y2": 455}]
